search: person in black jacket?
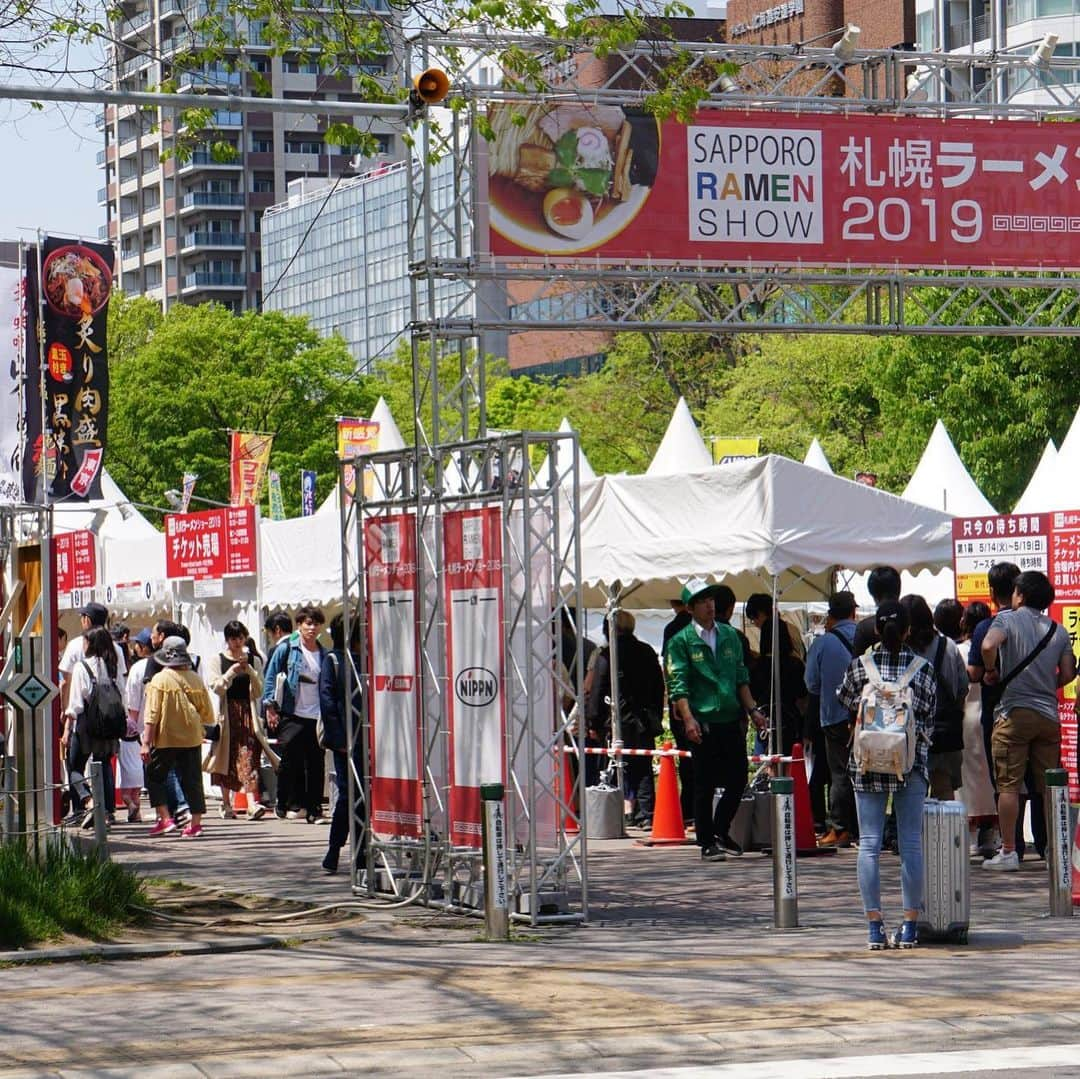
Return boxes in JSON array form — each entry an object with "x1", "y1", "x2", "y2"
[
  {"x1": 586, "y1": 610, "x2": 665, "y2": 828},
  {"x1": 317, "y1": 614, "x2": 366, "y2": 875}
]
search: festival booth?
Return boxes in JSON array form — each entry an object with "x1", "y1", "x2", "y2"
[{"x1": 577, "y1": 454, "x2": 953, "y2": 609}]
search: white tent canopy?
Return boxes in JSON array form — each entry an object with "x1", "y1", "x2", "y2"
[
  {"x1": 1013, "y1": 439, "x2": 1058, "y2": 514},
  {"x1": 51, "y1": 469, "x2": 159, "y2": 540},
  {"x1": 645, "y1": 396, "x2": 712, "y2": 476},
  {"x1": 578, "y1": 455, "x2": 953, "y2": 608},
  {"x1": 803, "y1": 438, "x2": 833, "y2": 474},
  {"x1": 902, "y1": 420, "x2": 995, "y2": 516}
]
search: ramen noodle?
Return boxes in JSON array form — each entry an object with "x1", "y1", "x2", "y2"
[{"x1": 44, "y1": 249, "x2": 110, "y2": 320}]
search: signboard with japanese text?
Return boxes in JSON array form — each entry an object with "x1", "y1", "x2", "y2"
[
  {"x1": 953, "y1": 511, "x2": 1077, "y2": 801},
  {"x1": 952, "y1": 513, "x2": 1049, "y2": 605},
  {"x1": 338, "y1": 418, "x2": 378, "y2": 504},
  {"x1": 365, "y1": 513, "x2": 423, "y2": 838},
  {"x1": 53, "y1": 530, "x2": 97, "y2": 595},
  {"x1": 711, "y1": 436, "x2": 760, "y2": 465},
  {"x1": 0, "y1": 266, "x2": 24, "y2": 504},
  {"x1": 489, "y1": 109, "x2": 1080, "y2": 270},
  {"x1": 164, "y1": 505, "x2": 256, "y2": 581},
  {"x1": 443, "y1": 507, "x2": 506, "y2": 847},
  {"x1": 23, "y1": 237, "x2": 114, "y2": 501}
]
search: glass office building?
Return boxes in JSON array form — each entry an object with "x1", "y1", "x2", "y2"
[{"x1": 261, "y1": 159, "x2": 473, "y2": 370}]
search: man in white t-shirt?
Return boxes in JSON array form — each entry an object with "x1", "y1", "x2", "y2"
[
  {"x1": 262, "y1": 606, "x2": 327, "y2": 824},
  {"x1": 59, "y1": 602, "x2": 128, "y2": 711}
]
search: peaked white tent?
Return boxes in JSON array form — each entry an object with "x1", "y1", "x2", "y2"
[
  {"x1": 803, "y1": 438, "x2": 833, "y2": 474},
  {"x1": 535, "y1": 418, "x2": 598, "y2": 488},
  {"x1": 1013, "y1": 440, "x2": 1058, "y2": 514},
  {"x1": 51, "y1": 469, "x2": 159, "y2": 540},
  {"x1": 1030, "y1": 407, "x2": 1080, "y2": 512},
  {"x1": 577, "y1": 455, "x2": 953, "y2": 608},
  {"x1": 902, "y1": 420, "x2": 996, "y2": 516},
  {"x1": 645, "y1": 397, "x2": 712, "y2": 476}
]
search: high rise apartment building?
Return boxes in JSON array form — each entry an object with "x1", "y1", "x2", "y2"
[{"x1": 99, "y1": 0, "x2": 398, "y2": 312}]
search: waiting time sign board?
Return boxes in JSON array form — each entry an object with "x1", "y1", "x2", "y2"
[
  {"x1": 953, "y1": 512, "x2": 1080, "y2": 801},
  {"x1": 488, "y1": 108, "x2": 1080, "y2": 270}
]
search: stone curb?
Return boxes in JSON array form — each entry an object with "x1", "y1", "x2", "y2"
[{"x1": 0, "y1": 930, "x2": 327, "y2": 967}]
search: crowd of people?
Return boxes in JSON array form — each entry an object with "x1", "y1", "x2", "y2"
[
  {"x1": 57, "y1": 603, "x2": 365, "y2": 874},
  {"x1": 577, "y1": 562, "x2": 1075, "y2": 949}
]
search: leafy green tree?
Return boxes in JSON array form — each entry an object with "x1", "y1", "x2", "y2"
[
  {"x1": 701, "y1": 333, "x2": 885, "y2": 483},
  {"x1": 106, "y1": 297, "x2": 375, "y2": 517}
]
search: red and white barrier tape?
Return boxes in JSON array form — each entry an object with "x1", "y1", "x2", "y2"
[{"x1": 559, "y1": 745, "x2": 790, "y2": 765}]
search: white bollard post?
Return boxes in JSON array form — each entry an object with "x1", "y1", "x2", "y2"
[
  {"x1": 481, "y1": 782, "x2": 510, "y2": 940},
  {"x1": 771, "y1": 775, "x2": 798, "y2": 928},
  {"x1": 1045, "y1": 769, "x2": 1072, "y2": 918}
]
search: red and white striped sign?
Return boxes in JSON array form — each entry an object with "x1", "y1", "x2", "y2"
[
  {"x1": 444, "y1": 507, "x2": 506, "y2": 847},
  {"x1": 365, "y1": 514, "x2": 423, "y2": 837}
]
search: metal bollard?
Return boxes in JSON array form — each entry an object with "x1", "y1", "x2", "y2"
[
  {"x1": 771, "y1": 775, "x2": 798, "y2": 928},
  {"x1": 87, "y1": 759, "x2": 109, "y2": 854},
  {"x1": 481, "y1": 782, "x2": 510, "y2": 940},
  {"x1": 1045, "y1": 769, "x2": 1073, "y2": 918},
  {"x1": 2, "y1": 755, "x2": 15, "y2": 839}
]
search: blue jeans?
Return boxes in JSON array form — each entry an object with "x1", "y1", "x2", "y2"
[{"x1": 854, "y1": 774, "x2": 927, "y2": 916}]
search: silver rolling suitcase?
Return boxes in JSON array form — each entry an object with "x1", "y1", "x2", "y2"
[{"x1": 920, "y1": 799, "x2": 970, "y2": 944}]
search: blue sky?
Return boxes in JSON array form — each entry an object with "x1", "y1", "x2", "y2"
[{"x1": 0, "y1": 101, "x2": 103, "y2": 243}]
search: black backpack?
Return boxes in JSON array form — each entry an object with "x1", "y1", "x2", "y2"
[
  {"x1": 81, "y1": 660, "x2": 127, "y2": 740},
  {"x1": 929, "y1": 637, "x2": 965, "y2": 754}
]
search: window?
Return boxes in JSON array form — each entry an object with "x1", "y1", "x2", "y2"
[
  {"x1": 251, "y1": 135, "x2": 273, "y2": 153},
  {"x1": 252, "y1": 176, "x2": 273, "y2": 192},
  {"x1": 916, "y1": 10, "x2": 935, "y2": 50},
  {"x1": 285, "y1": 139, "x2": 322, "y2": 154}
]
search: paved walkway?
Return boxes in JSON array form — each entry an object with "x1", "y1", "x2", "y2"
[{"x1": 2, "y1": 813, "x2": 1078, "y2": 1077}]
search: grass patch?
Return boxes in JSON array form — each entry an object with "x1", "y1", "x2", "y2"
[{"x1": 0, "y1": 838, "x2": 149, "y2": 950}]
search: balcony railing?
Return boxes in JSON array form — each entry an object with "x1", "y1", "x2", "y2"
[
  {"x1": 181, "y1": 150, "x2": 242, "y2": 167},
  {"x1": 973, "y1": 12, "x2": 992, "y2": 42},
  {"x1": 184, "y1": 272, "x2": 245, "y2": 288},
  {"x1": 119, "y1": 10, "x2": 152, "y2": 37},
  {"x1": 184, "y1": 232, "x2": 245, "y2": 247},
  {"x1": 947, "y1": 22, "x2": 971, "y2": 49},
  {"x1": 182, "y1": 191, "x2": 245, "y2": 207},
  {"x1": 120, "y1": 53, "x2": 152, "y2": 78}
]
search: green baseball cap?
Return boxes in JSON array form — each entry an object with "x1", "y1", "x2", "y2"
[{"x1": 680, "y1": 577, "x2": 717, "y2": 606}]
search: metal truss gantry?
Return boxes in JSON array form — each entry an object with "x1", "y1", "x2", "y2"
[
  {"x1": 340, "y1": 432, "x2": 586, "y2": 924},
  {"x1": 406, "y1": 32, "x2": 1080, "y2": 340}
]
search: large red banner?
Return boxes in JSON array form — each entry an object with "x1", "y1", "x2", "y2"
[
  {"x1": 953, "y1": 512, "x2": 1079, "y2": 802},
  {"x1": 365, "y1": 514, "x2": 423, "y2": 838},
  {"x1": 164, "y1": 505, "x2": 256, "y2": 581},
  {"x1": 444, "y1": 508, "x2": 506, "y2": 847},
  {"x1": 53, "y1": 530, "x2": 97, "y2": 594},
  {"x1": 489, "y1": 108, "x2": 1080, "y2": 270}
]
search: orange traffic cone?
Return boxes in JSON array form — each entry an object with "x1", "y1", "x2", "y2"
[
  {"x1": 790, "y1": 742, "x2": 834, "y2": 857},
  {"x1": 1072, "y1": 815, "x2": 1080, "y2": 907},
  {"x1": 638, "y1": 742, "x2": 689, "y2": 847}
]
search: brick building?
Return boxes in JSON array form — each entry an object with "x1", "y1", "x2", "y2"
[{"x1": 726, "y1": 0, "x2": 914, "y2": 50}]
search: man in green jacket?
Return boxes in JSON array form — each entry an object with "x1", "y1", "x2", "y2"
[{"x1": 666, "y1": 578, "x2": 767, "y2": 861}]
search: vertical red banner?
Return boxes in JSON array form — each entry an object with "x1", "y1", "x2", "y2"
[
  {"x1": 443, "y1": 507, "x2": 506, "y2": 847},
  {"x1": 365, "y1": 514, "x2": 423, "y2": 837},
  {"x1": 1049, "y1": 511, "x2": 1080, "y2": 803}
]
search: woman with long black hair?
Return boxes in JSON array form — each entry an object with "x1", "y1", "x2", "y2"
[
  {"x1": 61, "y1": 627, "x2": 124, "y2": 828},
  {"x1": 838, "y1": 601, "x2": 937, "y2": 950}
]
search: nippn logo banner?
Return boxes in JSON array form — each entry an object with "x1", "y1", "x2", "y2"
[{"x1": 489, "y1": 110, "x2": 1080, "y2": 271}]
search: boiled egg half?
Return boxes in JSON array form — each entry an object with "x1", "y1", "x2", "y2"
[{"x1": 542, "y1": 188, "x2": 594, "y2": 241}]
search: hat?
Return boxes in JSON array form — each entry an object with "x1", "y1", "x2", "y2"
[
  {"x1": 79, "y1": 601, "x2": 109, "y2": 626},
  {"x1": 680, "y1": 578, "x2": 716, "y2": 606},
  {"x1": 153, "y1": 635, "x2": 192, "y2": 669},
  {"x1": 133, "y1": 627, "x2": 153, "y2": 648}
]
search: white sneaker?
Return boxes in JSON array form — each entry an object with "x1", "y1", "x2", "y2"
[{"x1": 982, "y1": 848, "x2": 1020, "y2": 871}]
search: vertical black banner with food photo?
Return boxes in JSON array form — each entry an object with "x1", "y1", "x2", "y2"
[{"x1": 23, "y1": 236, "x2": 114, "y2": 502}]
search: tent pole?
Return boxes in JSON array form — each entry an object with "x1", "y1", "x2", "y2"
[{"x1": 770, "y1": 575, "x2": 780, "y2": 758}]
